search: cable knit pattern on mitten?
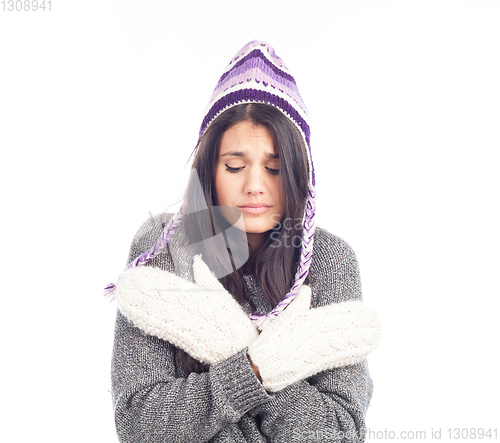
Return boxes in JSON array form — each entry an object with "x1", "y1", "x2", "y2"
[
  {"x1": 115, "y1": 255, "x2": 259, "y2": 364},
  {"x1": 248, "y1": 299, "x2": 381, "y2": 392}
]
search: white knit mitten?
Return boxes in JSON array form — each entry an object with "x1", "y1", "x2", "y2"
[
  {"x1": 115, "y1": 255, "x2": 259, "y2": 364},
  {"x1": 247, "y1": 285, "x2": 381, "y2": 392}
]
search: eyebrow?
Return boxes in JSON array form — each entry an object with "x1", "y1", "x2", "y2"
[{"x1": 220, "y1": 151, "x2": 279, "y2": 159}]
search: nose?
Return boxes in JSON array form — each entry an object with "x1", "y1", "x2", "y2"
[{"x1": 244, "y1": 166, "x2": 265, "y2": 195}]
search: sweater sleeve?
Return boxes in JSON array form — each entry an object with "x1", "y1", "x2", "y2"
[
  {"x1": 111, "y1": 311, "x2": 270, "y2": 442},
  {"x1": 110, "y1": 214, "x2": 271, "y2": 442},
  {"x1": 247, "y1": 229, "x2": 374, "y2": 443}
]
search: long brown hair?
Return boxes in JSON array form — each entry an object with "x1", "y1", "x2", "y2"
[{"x1": 177, "y1": 103, "x2": 310, "y2": 375}]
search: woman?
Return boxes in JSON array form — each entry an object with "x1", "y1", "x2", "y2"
[{"x1": 106, "y1": 41, "x2": 381, "y2": 442}]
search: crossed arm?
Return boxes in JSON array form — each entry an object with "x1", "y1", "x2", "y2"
[{"x1": 111, "y1": 218, "x2": 378, "y2": 442}]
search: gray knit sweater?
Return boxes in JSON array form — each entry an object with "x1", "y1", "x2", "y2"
[{"x1": 111, "y1": 213, "x2": 373, "y2": 442}]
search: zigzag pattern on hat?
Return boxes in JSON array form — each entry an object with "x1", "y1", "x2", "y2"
[{"x1": 200, "y1": 41, "x2": 315, "y2": 188}]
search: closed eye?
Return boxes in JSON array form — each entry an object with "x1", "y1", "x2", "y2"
[
  {"x1": 266, "y1": 167, "x2": 279, "y2": 176},
  {"x1": 225, "y1": 164, "x2": 280, "y2": 175},
  {"x1": 225, "y1": 164, "x2": 244, "y2": 173}
]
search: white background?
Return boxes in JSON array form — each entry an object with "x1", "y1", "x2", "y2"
[{"x1": 1, "y1": 0, "x2": 499, "y2": 441}]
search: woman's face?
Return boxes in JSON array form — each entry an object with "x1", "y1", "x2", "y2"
[{"x1": 214, "y1": 120, "x2": 285, "y2": 249}]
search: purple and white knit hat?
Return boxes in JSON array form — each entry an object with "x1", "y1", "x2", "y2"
[
  {"x1": 104, "y1": 41, "x2": 317, "y2": 330},
  {"x1": 199, "y1": 40, "x2": 315, "y2": 189}
]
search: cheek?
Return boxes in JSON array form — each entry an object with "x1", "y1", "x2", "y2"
[{"x1": 272, "y1": 179, "x2": 285, "y2": 212}]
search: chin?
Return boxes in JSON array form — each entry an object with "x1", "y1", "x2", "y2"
[
  {"x1": 241, "y1": 220, "x2": 274, "y2": 235},
  {"x1": 231, "y1": 212, "x2": 281, "y2": 235}
]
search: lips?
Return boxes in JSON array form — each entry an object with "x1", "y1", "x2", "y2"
[{"x1": 237, "y1": 204, "x2": 272, "y2": 215}]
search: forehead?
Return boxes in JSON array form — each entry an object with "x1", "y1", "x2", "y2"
[{"x1": 219, "y1": 121, "x2": 277, "y2": 157}]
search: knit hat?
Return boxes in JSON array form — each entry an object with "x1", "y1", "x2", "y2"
[
  {"x1": 104, "y1": 41, "x2": 317, "y2": 330},
  {"x1": 200, "y1": 41, "x2": 315, "y2": 187}
]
